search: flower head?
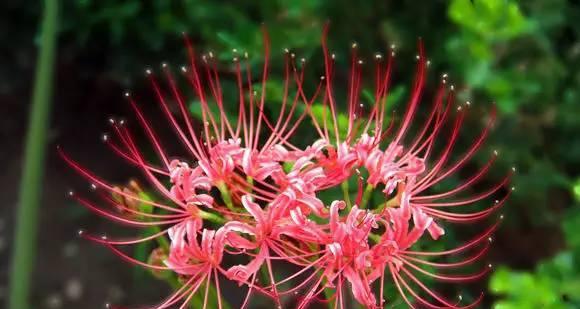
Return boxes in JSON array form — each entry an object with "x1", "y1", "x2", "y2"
[{"x1": 60, "y1": 25, "x2": 509, "y2": 309}]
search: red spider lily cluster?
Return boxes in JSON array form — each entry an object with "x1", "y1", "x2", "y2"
[{"x1": 60, "y1": 27, "x2": 510, "y2": 309}]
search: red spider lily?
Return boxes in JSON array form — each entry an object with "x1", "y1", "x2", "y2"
[
  {"x1": 297, "y1": 202, "x2": 379, "y2": 309},
  {"x1": 367, "y1": 208, "x2": 499, "y2": 309},
  {"x1": 60, "y1": 24, "x2": 509, "y2": 309}
]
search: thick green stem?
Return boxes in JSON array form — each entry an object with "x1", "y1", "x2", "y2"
[
  {"x1": 137, "y1": 192, "x2": 170, "y2": 251},
  {"x1": 359, "y1": 184, "x2": 374, "y2": 209},
  {"x1": 369, "y1": 233, "x2": 381, "y2": 243},
  {"x1": 375, "y1": 196, "x2": 400, "y2": 213},
  {"x1": 259, "y1": 263, "x2": 270, "y2": 290},
  {"x1": 151, "y1": 226, "x2": 170, "y2": 251},
  {"x1": 9, "y1": 1, "x2": 57, "y2": 308},
  {"x1": 199, "y1": 210, "x2": 227, "y2": 224},
  {"x1": 217, "y1": 182, "x2": 235, "y2": 211},
  {"x1": 341, "y1": 181, "x2": 352, "y2": 209},
  {"x1": 324, "y1": 284, "x2": 335, "y2": 309},
  {"x1": 246, "y1": 176, "x2": 254, "y2": 192},
  {"x1": 167, "y1": 275, "x2": 203, "y2": 308}
]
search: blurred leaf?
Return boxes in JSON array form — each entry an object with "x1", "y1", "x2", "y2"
[
  {"x1": 309, "y1": 103, "x2": 350, "y2": 140},
  {"x1": 562, "y1": 207, "x2": 580, "y2": 250},
  {"x1": 573, "y1": 179, "x2": 580, "y2": 203},
  {"x1": 449, "y1": 0, "x2": 528, "y2": 40}
]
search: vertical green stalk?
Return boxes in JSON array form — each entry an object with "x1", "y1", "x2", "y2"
[
  {"x1": 341, "y1": 181, "x2": 352, "y2": 210},
  {"x1": 217, "y1": 182, "x2": 235, "y2": 211},
  {"x1": 359, "y1": 184, "x2": 374, "y2": 209},
  {"x1": 324, "y1": 286, "x2": 335, "y2": 309},
  {"x1": 9, "y1": 1, "x2": 58, "y2": 308}
]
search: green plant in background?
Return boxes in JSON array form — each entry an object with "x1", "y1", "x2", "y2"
[
  {"x1": 62, "y1": 0, "x2": 324, "y2": 77},
  {"x1": 8, "y1": 1, "x2": 58, "y2": 309},
  {"x1": 447, "y1": 0, "x2": 578, "y2": 230},
  {"x1": 490, "y1": 182, "x2": 580, "y2": 308},
  {"x1": 448, "y1": 0, "x2": 530, "y2": 115}
]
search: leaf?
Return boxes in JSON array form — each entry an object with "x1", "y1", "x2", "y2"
[
  {"x1": 189, "y1": 100, "x2": 237, "y2": 125},
  {"x1": 309, "y1": 103, "x2": 350, "y2": 140},
  {"x1": 573, "y1": 179, "x2": 580, "y2": 203},
  {"x1": 449, "y1": 0, "x2": 529, "y2": 40},
  {"x1": 562, "y1": 207, "x2": 580, "y2": 250}
]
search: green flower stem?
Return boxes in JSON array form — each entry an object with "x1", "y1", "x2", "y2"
[
  {"x1": 217, "y1": 182, "x2": 235, "y2": 211},
  {"x1": 207, "y1": 279, "x2": 231, "y2": 309},
  {"x1": 199, "y1": 210, "x2": 226, "y2": 224},
  {"x1": 369, "y1": 233, "x2": 381, "y2": 243},
  {"x1": 152, "y1": 226, "x2": 170, "y2": 251},
  {"x1": 359, "y1": 184, "x2": 374, "y2": 209},
  {"x1": 341, "y1": 181, "x2": 352, "y2": 209},
  {"x1": 136, "y1": 193, "x2": 170, "y2": 251},
  {"x1": 166, "y1": 275, "x2": 203, "y2": 308},
  {"x1": 259, "y1": 263, "x2": 271, "y2": 291},
  {"x1": 324, "y1": 287, "x2": 335, "y2": 309},
  {"x1": 9, "y1": 1, "x2": 57, "y2": 308},
  {"x1": 247, "y1": 176, "x2": 254, "y2": 192},
  {"x1": 375, "y1": 197, "x2": 400, "y2": 214}
]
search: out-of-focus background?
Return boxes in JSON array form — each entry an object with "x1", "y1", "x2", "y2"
[{"x1": 1, "y1": 0, "x2": 580, "y2": 308}]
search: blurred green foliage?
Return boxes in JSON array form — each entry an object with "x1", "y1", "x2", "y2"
[
  {"x1": 490, "y1": 203, "x2": 580, "y2": 308},
  {"x1": 448, "y1": 0, "x2": 532, "y2": 114},
  {"x1": 5, "y1": 0, "x2": 580, "y2": 306}
]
